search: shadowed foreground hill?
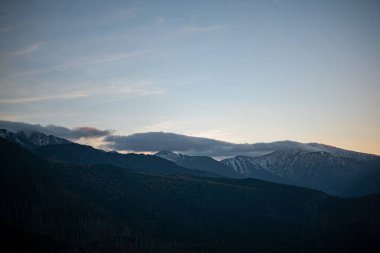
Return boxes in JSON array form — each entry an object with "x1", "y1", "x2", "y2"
[{"x1": 1, "y1": 138, "x2": 380, "y2": 253}]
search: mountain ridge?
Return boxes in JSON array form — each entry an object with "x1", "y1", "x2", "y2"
[
  {"x1": 1, "y1": 128, "x2": 379, "y2": 196},
  {"x1": 0, "y1": 129, "x2": 221, "y2": 178},
  {"x1": 221, "y1": 149, "x2": 380, "y2": 196},
  {"x1": 0, "y1": 128, "x2": 71, "y2": 149},
  {"x1": 154, "y1": 148, "x2": 380, "y2": 196},
  {"x1": 155, "y1": 150, "x2": 241, "y2": 178}
]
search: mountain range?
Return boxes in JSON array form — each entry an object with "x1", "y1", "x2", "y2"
[
  {"x1": 1, "y1": 128, "x2": 379, "y2": 197},
  {"x1": 221, "y1": 149, "x2": 380, "y2": 196},
  {"x1": 155, "y1": 148, "x2": 380, "y2": 196},
  {"x1": 1, "y1": 132, "x2": 380, "y2": 252}
]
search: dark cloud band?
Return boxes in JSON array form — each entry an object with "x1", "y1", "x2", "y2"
[
  {"x1": 0, "y1": 120, "x2": 333, "y2": 157},
  {"x1": 104, "y1": 132, "x2": 327, "y2": 157},
  {"x1": 0, "y1": 120, "x2": 111, "y2": 140}
]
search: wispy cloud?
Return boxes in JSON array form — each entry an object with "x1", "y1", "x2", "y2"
[
  {"x1": 73, "y1": 79, "x2": 166, "y2": 100},
  {"x1": 0, "y1": 79, "x2": 165, "y2": 105},
  {"x1": 0, "y1": 111, "x2": 79, "y2": 121},
  {"x1": 153, "y1": 16, "x2": 185, "y2": 25},
  {"x1": 98, "y1": 80, "x2": 166, "y2": 97},
  {"x1": 12, "y1": 43, "x2": 42, "y2": 56},
  {"x1": 6, "y1": 49, "x2": 154, "y2": 78},
  {"x1": 102, "y1": 7, "x2": 136, "y2": 23},
  {"x1": 52, "y1": 50, "x2": 153, "y2": 70},
  {"x1": 180, "y1": 25, "x2": 223, "y2": 35},
  {"x1": 0, "y1": 91, "x2": 89, "y2": 104},
  {"x1": 155, "y1": 16, "x2": 167, "y2": 24}
]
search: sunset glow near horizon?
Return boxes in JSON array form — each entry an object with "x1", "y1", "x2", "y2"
[{"x1": 0, "y1": 0, "x2": 379, "y2": 155}]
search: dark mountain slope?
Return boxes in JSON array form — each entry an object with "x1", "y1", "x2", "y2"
[
  {"x1": 0, "y1": 138, "x2": 136, "y2": 252},
  {"x1": 36, "y1": 142, "x2": 220, "y2": 178},
  {"x1": 343, "y1": 160, "x2": 380, "y2": 196},
  {"x1": 1, "y1": 138, "x2": 380, "y2": 252}
]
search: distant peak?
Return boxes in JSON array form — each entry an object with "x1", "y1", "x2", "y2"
[
  {"x1": 155, "y1": 150, "x2": 175, "y2": 155},
  {"x1": 155, "y1": 150, "x2": 184, "y2": 162}
]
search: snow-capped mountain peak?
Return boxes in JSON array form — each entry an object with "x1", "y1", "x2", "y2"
[
  {"x1": 155, "y1": 150, "x2": 184, "y2": 162},
  {"x1": 0, "y1": 129, "x2": 71, "y2": 149}
]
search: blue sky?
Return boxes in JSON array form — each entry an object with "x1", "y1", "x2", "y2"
[{"x1": 0, "y1": 0, "x2": 379, "y2": 154}]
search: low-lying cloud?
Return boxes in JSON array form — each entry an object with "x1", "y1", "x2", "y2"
[
  {"x1": 105, "y1": 132, "x2": 231, "y2": 153},
  {"x1": 104, "y1": 132, "x2": 325, "y2": 157},
  {"x1": 0, "y1": 120, "x2": 111, "y2": 140},
  {"x1": 0, "y1": 120, "x2": 331, "y2": 158}
]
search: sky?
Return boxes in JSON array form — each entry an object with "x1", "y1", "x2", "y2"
[{"x1": 0, "y1": 0, "x2": 379, "y2": 155}]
